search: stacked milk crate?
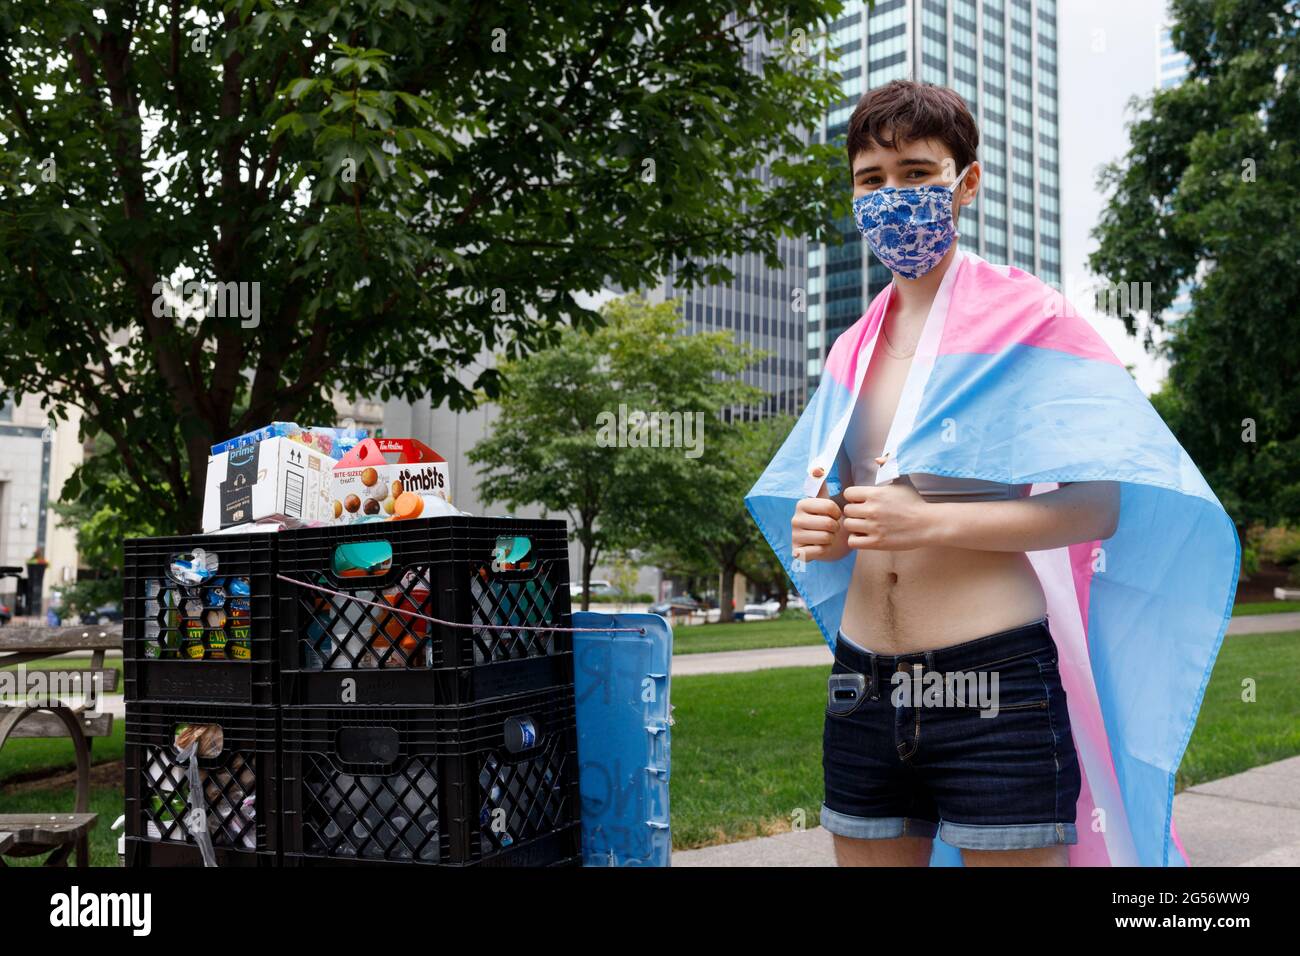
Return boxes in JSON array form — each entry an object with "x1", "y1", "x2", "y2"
[
  {"x1": 121, "y1": 516, "x2": 582, "y2": 867},
  {"x1": 121, "y1": 531, "x2": 281, "y2": 867},
  {"x1": 275, "y1": 515, "x2": 581, "y2": 867}
]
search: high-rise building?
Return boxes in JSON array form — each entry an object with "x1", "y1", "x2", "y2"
[
  {"x1": 809, "y1": 0, "x2": 1063, "y2": 388},
  {"x1": 641, "y1": 26, "x2": 810, "y2": 421},
  {"x1": 1157, "y1": 23, "x2": 1191, "y2": 89},
  {"x1": 0, "y1": 395, "x2": 84, "y2": 616},
  {"x1": 645, "y1": 236, "x2": 809, "y2": 421}
]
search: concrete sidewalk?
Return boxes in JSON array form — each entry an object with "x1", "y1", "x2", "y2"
[
  {"x1": 673, "y1": 612, "x2": 1300, "y2": 676},
  {"x1": 672, "y1": 755, "x2": 1300, "y2": 867}
]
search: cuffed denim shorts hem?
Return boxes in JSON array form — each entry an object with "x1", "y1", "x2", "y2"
[
  {"x1": 820, "y1": 804, "x2": 939, "y2": 840},
  {"x1": 938, "y1": 820, "x2": 1077, "y2": 850}
]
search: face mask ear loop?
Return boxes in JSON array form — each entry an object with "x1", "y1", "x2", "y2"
[
  {"x1": 949, "y1": 163, "x2": 973, "y2": 196},
  {"x1": 949, "y1": 163, "x2": 972, "y2": 241}
]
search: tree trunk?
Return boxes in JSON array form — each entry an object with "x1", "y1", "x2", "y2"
[
  {"x1": 718, "y1": 564, "x2": 735, "y2": 624},
  {"x1": 581, "y1": 537, "x2": 597, "y2": 614}
]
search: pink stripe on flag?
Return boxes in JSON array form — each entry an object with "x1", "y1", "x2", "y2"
[
  {"x1": 1170, "y1": 817, "x2": 1190, "y2": 866},
  {"x1": 937, "y1": 258, "x2": 1123, "y2": 365},
  {"x1": 822, "y1": 285, "x2": 891, "y2": 389},
  {"x1": 1069, "y1": 539, "x2": 1100, "y2": 649}
]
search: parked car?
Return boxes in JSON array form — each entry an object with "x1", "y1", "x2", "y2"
[
  {"x1": 742, "y1": 603, "x2": 779, "y2": 621},
  {"x1": 80, "y1": 604, "x2": 123, "y2": 626},
  {"x1": 0, "y1": 601, "x2": 10, "y2": 625},
  {"x1": 649, "y1": 597, "x2": 704, "y2": 618},
  {"x1": 569, "y1": 580, "x2": 616, "y2": 598}
]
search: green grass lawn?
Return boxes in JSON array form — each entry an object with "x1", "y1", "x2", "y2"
[
  {"x1": 673, "y1": 617, "x2": 823, "y2": 654},
  {"x1": 670, "y1": 665, "x2": 825, "y2": 848},
  {"x1": 0, "y1": 719, "x2": 125, "y2": 783},
  {"x1": 1173, "y1": 630, "x2": 1300, "y2": 786},
  {"x1": 671, "y1": 600, "x2": 1298, "y2": 657},
  {"x1": 669, "y1": 630, "x2": 1300, "y2": 849},
  {"x1": 1231, "y1": 600, "x2": 1300, "y2": 616}
]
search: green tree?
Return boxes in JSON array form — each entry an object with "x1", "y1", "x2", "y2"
[
  {"x1": 0, "y1": 0, "x2": 848, "y2": 531},
  {"x1": 659, "y1": 411, "x2": 791, "y2": 622},
  {"x1": 1089, "y1": 0, "x2": 1300, "y2": 531},
  {"x1": 467, "y1": 293, "x2": 763, "y2": 611}
]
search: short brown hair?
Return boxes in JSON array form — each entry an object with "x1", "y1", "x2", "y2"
[{"x1": 845, "y1": 80, "x2": 979, "y2": 172}]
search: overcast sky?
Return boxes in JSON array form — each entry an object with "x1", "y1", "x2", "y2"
[{"x1": 1059, "y1": 0, "x2": 1171, "y2": 394}]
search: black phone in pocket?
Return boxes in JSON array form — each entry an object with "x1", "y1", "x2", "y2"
[{"x1": 827, "y1": 672, "x2": 867, "y2": 715}]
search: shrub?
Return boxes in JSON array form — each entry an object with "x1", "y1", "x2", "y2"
[{"x1": 1252, "y1": 524, "x2": 1300, "y2": 567}]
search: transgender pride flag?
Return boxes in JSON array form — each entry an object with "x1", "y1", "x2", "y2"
[{"x1": 745, "y1": 249, "x2": 1240, "y2": 867}]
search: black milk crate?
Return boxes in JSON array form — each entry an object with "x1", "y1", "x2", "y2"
[
  {"x1": 123, "y1": 532, "x2": 278, "y2": 705},
  {"x1": 124, "y1": 702, "x2": 280, "y2": 864},
  {"x1": 276, "y1": 516, "x2": 574, "y2": 706},
  {"x1": 281, "y1": 685, "x2": 581, "y2": 866},
  {"x1": 124, "y1": 837, "x2": 277, "y2": 868}
]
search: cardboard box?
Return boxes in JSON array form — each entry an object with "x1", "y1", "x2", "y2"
[
  {"x1": 330, "y1": 438, "x2": 450, "y2": 523},
  {"x1": 203, "y1": 436, "x2": 335, "y2": 532}
]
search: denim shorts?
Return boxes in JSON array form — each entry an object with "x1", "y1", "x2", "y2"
[{"x1": 821, "y1": 616, "x2": 1081, "y2": 850}]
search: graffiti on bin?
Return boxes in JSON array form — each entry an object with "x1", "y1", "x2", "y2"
[{"x1": 574, "y1": 640, "x2": 656, "y2": 706}]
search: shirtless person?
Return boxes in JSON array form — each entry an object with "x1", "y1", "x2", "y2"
[{"x1": 791, "y1": 81, "x2": 1119, "y2": 867}]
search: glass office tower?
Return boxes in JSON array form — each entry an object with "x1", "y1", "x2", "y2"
[
  {"x1": 654, "y1": 233, "x2": 809, "y2": 421},
  {"x1": 1157, "y1": 23, "x2": 1191, "y2": 90},
  {"x1": 808, "y1": 0, "x2": 1062, "y2": 389},
  {"x1": 644, "y1": 25, "x2": 809, "y2": 421}
]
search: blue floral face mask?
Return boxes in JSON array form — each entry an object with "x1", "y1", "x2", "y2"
[{"x1": 852, "y1": 164, "x2": 972, "y2": 279}]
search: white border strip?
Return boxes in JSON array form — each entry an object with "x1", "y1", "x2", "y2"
[
  {"x1": 804, "y1": 286, "x2": 892, "y2": 498},
  {"x1": 876, "y1": 249, "x2": 968, "y2": 484},
  {"x1": 1027, "y1": 516, "x2": 1140, "y2": 866}
]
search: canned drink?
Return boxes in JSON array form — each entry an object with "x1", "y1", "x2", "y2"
[
  {"x1": 503, "y1": 716, "x2": 538, "y2": 753},
  {"x1": 227, "y1": 619, "x2": 252, "y2": 661},
  {"x1": 182, "y1": 619, "x2": 205, "y2": 659},
  {"x1": 205, "y1": 579, "x2": 228, "y2": 608},
  {"x1": 227, "y1": 584, "x2": 251, "y2": 661},
  {"x1": 205, "y1": 626, "x2": 228, "y2": 660}
]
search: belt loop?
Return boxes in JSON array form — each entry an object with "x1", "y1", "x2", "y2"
[
  {"x1": 869, "y1": 652, "x2": 880, "y2": 700},
  {"x1": 924, "y1": 650, "x2": 935, "y2": 678}
]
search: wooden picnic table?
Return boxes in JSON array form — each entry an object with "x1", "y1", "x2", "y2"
[{"x1": 0, "y1": 623, "x2": 122, "y2": 867}]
